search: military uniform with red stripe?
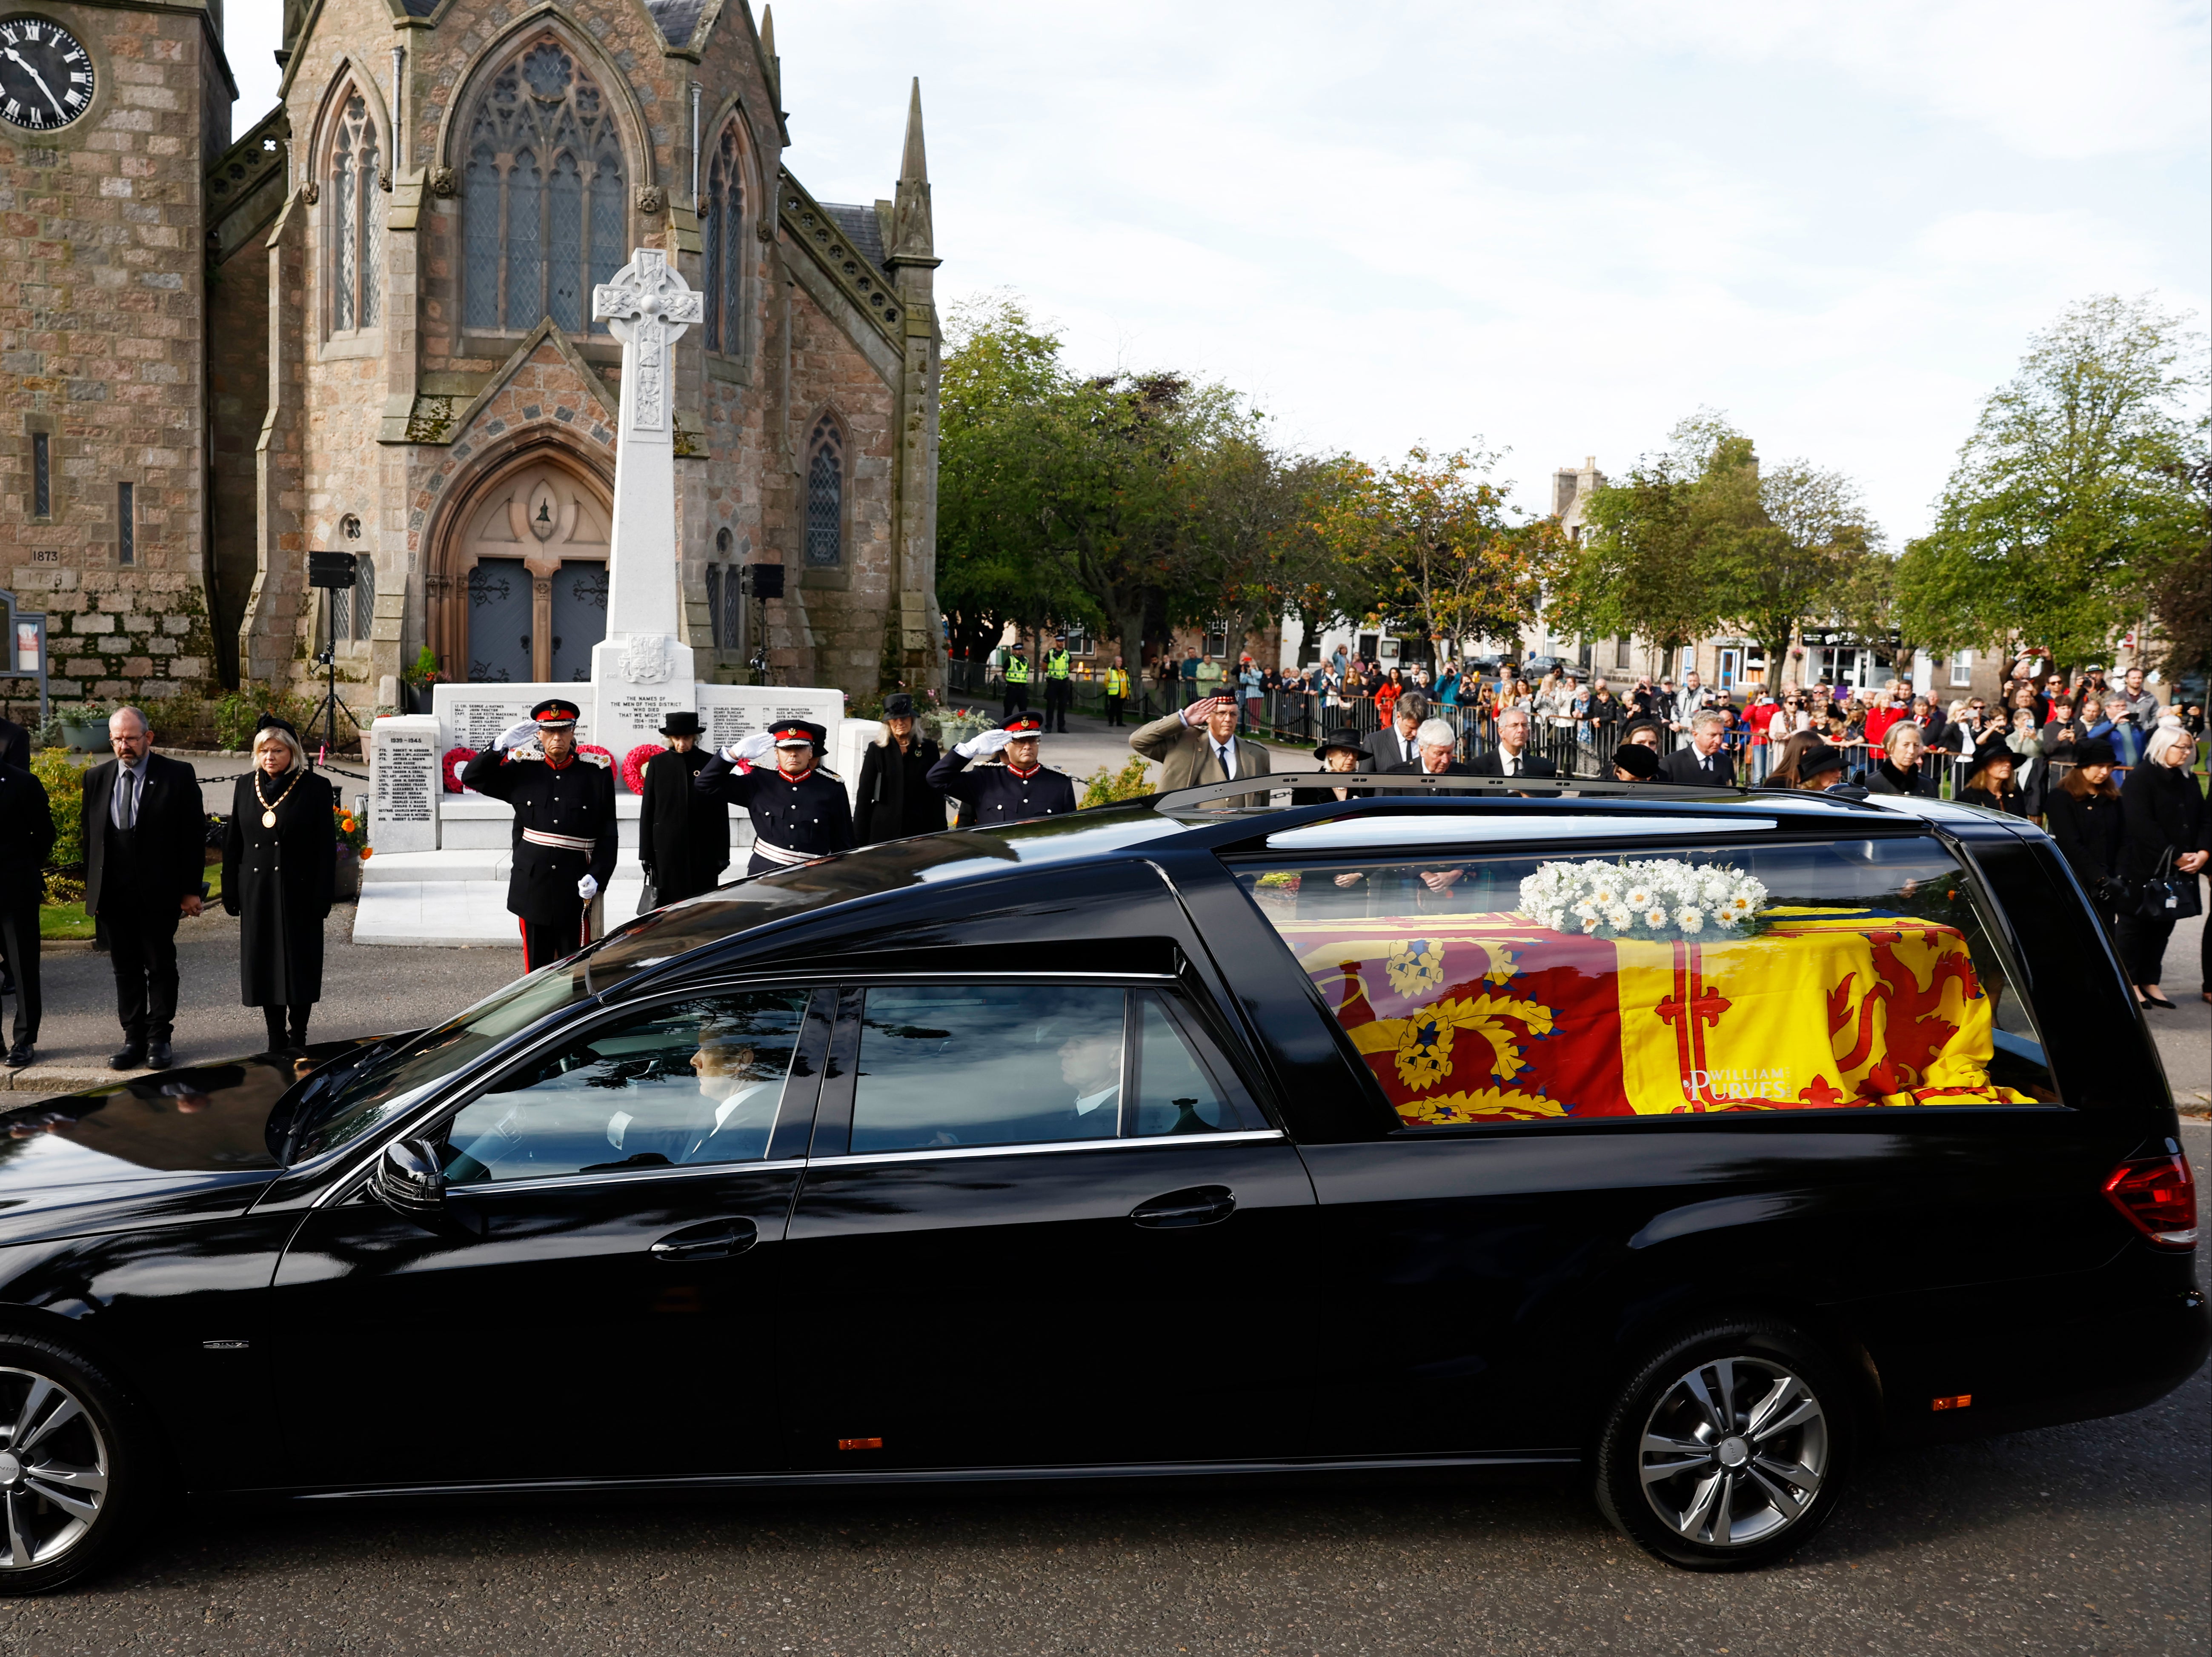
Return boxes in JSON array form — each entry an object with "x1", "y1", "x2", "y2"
[
  {"x1": 926, "y1": 711, "x2": 1078, "y2": 825},
  {"x1": 460, "y1": 699, "x2": 620, "y2": 969},
  {"x1": 695, "y1": 720, "x2": 856, "y2": 876}
]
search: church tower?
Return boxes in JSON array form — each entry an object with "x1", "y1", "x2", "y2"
[{"x1": 0, "y1": 0, "x2": 238, "y2": 710}]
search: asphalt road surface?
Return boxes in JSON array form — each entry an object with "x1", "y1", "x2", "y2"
[{"x1": 0, "y1": 1125, "x2": 2199, "y2": 1656}]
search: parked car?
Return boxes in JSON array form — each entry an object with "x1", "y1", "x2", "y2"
[{"x1": 0, "y1": 780, "x2": 2199, "y2": 1589}]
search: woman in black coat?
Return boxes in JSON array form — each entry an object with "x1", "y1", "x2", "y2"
[
  {"x1": 853, "y1": 694, "x2": 946, "y2": 844},
  {"x1": 2043, "y1": 738, "x2": 2126, "y2": 931},
  {"x1": 638, "y1": 712, "x2": 731, "y2": 906},
  {"x1": 2114, "y1": 721, "x2": 2209, "y2": 1010},
  {"x1": 222, "y1": 716, "x2": 334, "y2": 1050}
]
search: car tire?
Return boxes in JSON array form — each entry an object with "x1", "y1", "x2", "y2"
[
  {"x1": 1593, "y1": 1317, "x2": 1855, "y2": 1571},
  {"x1": 0, "y1": 1333, "x2": 150, "y2": 1596}
]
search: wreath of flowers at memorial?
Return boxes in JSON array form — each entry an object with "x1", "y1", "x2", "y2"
[
  {"x1": 1518, "y1": 858, "x2": 1767, "y2": 942},
  {"x1": 442, "y1": 747, "x2": 475, "y2": 793},
  {"x1": 622, "y1": 743, "x2": 660, "y2": 796}
]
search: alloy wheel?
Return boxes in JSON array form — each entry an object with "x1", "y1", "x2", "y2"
[
  {"x1": 1637, "y1": 1354, "x2": 1827, "y2": 1548},
  {"x1": 0, "y1": 1367, "x2": 111, "y2": 1570}
]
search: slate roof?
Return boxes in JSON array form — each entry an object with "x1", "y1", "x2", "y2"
[
  {"x1": 647, "y1": 0, "x2": 710, "y2": 48},
  {"x1": 819, "y1": 203, "x2": 889, "y2": 275}
]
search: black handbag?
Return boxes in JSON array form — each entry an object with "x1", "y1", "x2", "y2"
[
  {"x1": 2136, "y1": 848, "x2": 2203, "y2": 922},
  {"x1": 636, "y1": 875, "x2": 659, "y2": 916}
]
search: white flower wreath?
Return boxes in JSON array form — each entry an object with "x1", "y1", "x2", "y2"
[{"x1": 1519, "y1": 858, "x2": 1768, "y2": 942}]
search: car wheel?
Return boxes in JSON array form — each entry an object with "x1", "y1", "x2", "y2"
[
  {"x1": 0, "y1": 1334, "x2": 148, "y2": 1595},
  {"x1": 1593, "y1": 1318, "x2": 1854, "y2": 1571}
]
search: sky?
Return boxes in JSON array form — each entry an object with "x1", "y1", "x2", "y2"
[{"x1": 226, "y1": 0, "x2": 2210, "y2": 544}]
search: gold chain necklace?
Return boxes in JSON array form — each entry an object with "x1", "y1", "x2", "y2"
[{"x1": 253, "y1": 767, "x2": 304, "y2": 829}]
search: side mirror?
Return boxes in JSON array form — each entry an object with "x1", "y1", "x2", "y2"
[{"x1": 371, "y1": 1137, "x2": 446, "y2": 1218}]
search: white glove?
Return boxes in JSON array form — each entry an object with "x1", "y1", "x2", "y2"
[
  {"x1": 956, "y1": 728, "x2": 1015, "y2": 758},
  {"x1": 726, "y1": 731, "x2": 776, "y2": 765},
  {"x1": 494, "y1": 720, "x2": 539, "y2": 752},
  {"x1": 576, "y1": 874, "x2": 600, "y2": 901}
]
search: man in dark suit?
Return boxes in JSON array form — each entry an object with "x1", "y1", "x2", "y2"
[
  {"x1": 1382, "y1": 717, "x2": 1477, "y2": 777},
  {"x1": 1369, "y1": 694, "x2": 1428, "y2": 770},
  {"x1": 0, "y1": 717, "x2": 29, "y2": 774},
  {"x1": 1659, "y1": 710, "x2": 1739, "y2": 787},
  {"x1": 0, "y1": 758, "x2": 53, "y2": 1068},
  {"x1": 81, "y1": 707, "x2": 206, "y2": 1069},
  {"x1": 1469, "y1": 708, "x2": 1559, "y2": 779}
]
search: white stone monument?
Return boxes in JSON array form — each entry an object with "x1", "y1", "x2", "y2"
[
  {"x1": 359, "y1": 248, "x2": 854, "y2": 944},
  {"x1": 587, "y1": 248, "x2": 703, "y2": 763}
]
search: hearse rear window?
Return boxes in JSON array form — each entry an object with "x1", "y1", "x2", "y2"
[{"x1": 1234, "y1": 837, "x2": 2055, "y2": 1124}]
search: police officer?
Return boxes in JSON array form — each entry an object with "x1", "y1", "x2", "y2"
[
  {"x1": 696, "y1": 720, "x2": 856, "y2": 876},
  {"x1": 926, "y1": 711, "x2": 1077, "y2": 825},
  {"x1": 461, "y1": 698, "x2": 619, "y2": 970},
  {"x1": 1001, "y1": 644, "x2": 1031, "y2": 720},
  {"x1": 1042, "y1": 634, "x2": 1074, "y2": 733},
  {"x1": 1103, "y1": 655, "x2": 1130, "y2": 728}
]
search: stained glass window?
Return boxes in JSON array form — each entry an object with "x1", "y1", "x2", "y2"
[
  {"x1": 804, "y1": 416, "x2": 843, "y2": 568},
  {"x1": 458, "y1": 41, "x2": 627, "y2": 335},
  {"x1": 331, "y1": 94, "x2": 381, "y2": 332},
  {"x1": 703, "y1": 125, "x2": 744, "y2": 354}
]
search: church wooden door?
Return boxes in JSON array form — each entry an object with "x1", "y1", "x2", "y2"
[{"x1": 439, "y1": 459, "x2": 612, "y2": 683}]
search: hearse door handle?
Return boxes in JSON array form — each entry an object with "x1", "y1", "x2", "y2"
[
  {"x1": 650, "y1": 1217, "x2": 758, "y2": 1261},
  {"x1": 1130, "y1": 1185, "x2": 1236, "y2": 1229}
]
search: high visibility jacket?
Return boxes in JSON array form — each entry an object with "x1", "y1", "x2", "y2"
[
  {"x1": 1105, "y1": 668, "x2": 1129, "y2": 697},
  {"x1": 1004, "y1": 654, "x2": 1030, "y2": 684},
  {"x1": 1044, "y1": 650, "x2": 1072, "y2": 681}
]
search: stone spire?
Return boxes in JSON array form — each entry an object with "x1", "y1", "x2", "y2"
[
  {"x1": 759, "y1": 5, "x2": 780, "y2": 98},
  {"x1": 889, "y1": 78, "x2": 933, "y2": 264}
]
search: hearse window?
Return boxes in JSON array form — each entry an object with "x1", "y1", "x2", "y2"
[
  {"x1": 438, "y1": 990, "x2": 810, "y2": 1182},
  {"x1": 846, "y1": 986, "x2": 1263, "y2": 1154},
  {"x1": 1235, "y1": 837, "x2": 2055, "y2": 1125}
]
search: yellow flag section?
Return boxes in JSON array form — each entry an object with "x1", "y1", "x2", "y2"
[{"x1": 1276, "y1": 907, "x2": 2035, "y2": 1123}]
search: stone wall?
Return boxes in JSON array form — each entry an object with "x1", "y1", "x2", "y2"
[{"x1": 0, "y1": 1, "x2": 227, "y2": 704}]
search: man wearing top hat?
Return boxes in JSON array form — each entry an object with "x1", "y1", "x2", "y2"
[
  {"x1": 637, "y1": 711, "x2": 730, "y2": 907},
  {"x1": 697, "y1": 720, "x2": 856, "y2": 876},
  {"x1": 926, "y1": 711, "x2": 1078, "y2": 825},
  {"x1": 461, "y1": 698, "x2": 620, "y2": 969}
]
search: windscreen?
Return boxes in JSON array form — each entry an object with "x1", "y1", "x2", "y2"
[{"x1": 1233, "y1": 836, "x2": 2054, "y2": 1125}]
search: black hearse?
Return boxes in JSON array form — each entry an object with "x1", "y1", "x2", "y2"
[{"x1": 0, "y1": 779, "x2": 2198, "y2": 1588}]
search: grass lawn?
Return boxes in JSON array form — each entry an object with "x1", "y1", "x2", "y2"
[{"x1": 41, "y1": 864, "x2": 223, "y2": 942}]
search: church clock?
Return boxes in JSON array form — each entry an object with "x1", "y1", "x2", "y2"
[{"x1": 0, "y1": 15, "x2": 92, "y2": 131}]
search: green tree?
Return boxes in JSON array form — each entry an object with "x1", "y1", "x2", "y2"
[
  {"x1": 1315, "y1": 445, "x2": 1547, "y2": 660},
  {"x1": 1896, "y1": 293, "x2": 2206, "y2": 673}
]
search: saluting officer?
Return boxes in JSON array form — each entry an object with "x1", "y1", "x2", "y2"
[
  {"x1": 461, "y1": 698, "x2": 619, "y2": 970},
  {"x1": 696, "y1": 720, "x2": 856, "y2": 876},
  {"x1": 926, "y1": 711, "x2": 1078, "y2": 825}
]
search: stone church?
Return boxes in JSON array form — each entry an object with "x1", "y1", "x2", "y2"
[{"x1": 0, "y1": 0, "x2": 942, "y2": 721}]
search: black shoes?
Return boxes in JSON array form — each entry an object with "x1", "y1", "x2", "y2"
[
  {"x1": 3, "y1": 1045, "x2": 31, "y2": 1070},
  {"x1": 146, "y1": 1039, "x2": 175, "y2": 1069},
  {"x1": 2140, "y1": 994, "x2": 2177, "y2": 1011},
  {"x1": 109, "y1": 1045, "x2": 148, "y2": 1070}
]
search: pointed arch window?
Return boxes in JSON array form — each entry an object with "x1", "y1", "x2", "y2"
[
  {"x1": 701, "y1": 123, "x2": 746, "y2": 355},
  {"x1": 330, "y1": 93, "x2": 382, "y2": 332},
  {"x1": 804, "y1": 415, "x2": 844, "y2": 568},
  {"x1": 460, "y1": 40, "x2": 627, "y2": 335}
]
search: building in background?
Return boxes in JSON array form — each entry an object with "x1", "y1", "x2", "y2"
[{"x1": 0, "y1": 0, "x2": 942, "y2": 720}]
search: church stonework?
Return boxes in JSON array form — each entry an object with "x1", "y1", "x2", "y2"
[{"x1": 2, "y1": 0, "x2": 942, "y2": 717}]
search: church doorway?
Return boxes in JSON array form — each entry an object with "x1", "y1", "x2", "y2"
[{"x1": 431, "y1": 455, "x2": 612, "y2": 684}]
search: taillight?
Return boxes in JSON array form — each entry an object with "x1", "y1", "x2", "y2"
[{"x1": 2103, "y1": 1150, "x2": 2199, "y2": 1250}]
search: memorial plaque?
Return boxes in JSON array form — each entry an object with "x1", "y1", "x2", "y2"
[{"x1": 368, "y1": 715, "x2": 443, "y2": 853}]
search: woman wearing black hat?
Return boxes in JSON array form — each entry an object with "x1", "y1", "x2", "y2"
[
  {"x1": 2044, "y1": 738, "x2": 2126, "y2": 933},
  {"x1": 1291, "y1": 729, "x2": 1372, "y2": 805},
  {"x1": 637, "y1": 711, "x2": 730, "y2": 906},
  {"x1": 221, "y1": 715, "x2": 335, "y2": 1050},
  {"x1": 1611, "y1": 744, "x2": 1660, "y2": 783},
  {"x1": 854, "y1": 693, "x2": 946, "y2": 844}
]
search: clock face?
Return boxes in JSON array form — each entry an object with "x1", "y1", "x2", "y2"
[{"x1": 0, "y1": 16, "x2": 92, "y2": 131}]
